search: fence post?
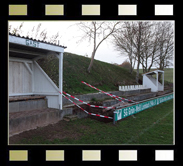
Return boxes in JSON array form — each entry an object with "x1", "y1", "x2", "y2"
[{"x1": 113, "y1": 113, "x2": 116, "y2": 125}]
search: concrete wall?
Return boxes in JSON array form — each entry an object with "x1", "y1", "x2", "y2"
[
  {"x1": 143, "y1": 75, "x2": 158, "y2": 92},
  {"x1": 62, "y1": 88, "x2": 151, "y2": 106},
  {"x1": 103, "y1": 92, "x2": 157, "y2": 107},
  {"x1": 9, "y1": 108, "x2": 73, "y2": 137},
  {"x1": 9, "y1": 99, "x2": 47, "y2": 113}
]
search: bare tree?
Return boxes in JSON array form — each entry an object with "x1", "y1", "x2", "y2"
[
  {"x1": 77, "y1": 21, "x2": 120, "y2": 73},
  {"x1": 132, "y1": 22, "x2": 155, "y2": 83},
  {"x1": 154, "y1": 22, "x2": 174, "y2": 70},
  {"x1": 9, "y1": 22, "x2": 24, "y2": 35},
  {"x1": 9, "y1": 22, "x2": 61, "y2": 45},
  {"x1": 112, "y1": 21, "x2": 174, "y2": 83},
  {"x1": 112, "y1": 22, "x2": 136, "y2": 74},
  {"x1": 113, "y1": 21, "x2": 153, "y2": 83},
  {"x1": 139, "y1": 22, "x2": 160, "y2": 73}
]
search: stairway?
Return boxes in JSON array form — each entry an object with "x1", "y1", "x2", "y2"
[{"x1": 9, "y1": 95, "x2": 72, "y2": 137}]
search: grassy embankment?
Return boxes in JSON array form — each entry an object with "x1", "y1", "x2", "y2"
[{"x1": 37, "y1": 52, "x2": 141, "y2": 95}]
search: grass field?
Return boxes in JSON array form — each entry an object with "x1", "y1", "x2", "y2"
[{"x1": 10, "y1": 99, "x2": 173, "y2": 145}]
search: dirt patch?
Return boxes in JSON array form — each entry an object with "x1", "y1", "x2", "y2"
[{"x1": 72, "y1": 101, "x2": 115, "y2": 123}]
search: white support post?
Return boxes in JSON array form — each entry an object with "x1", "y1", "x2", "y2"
[
  {"x1": 59, "y1": 52, "x2": 63, "y2": 110},
  {"x1": 156, "y1": 72, "x2": 158, "y2": 92},
  {"x1": 31, "y1": 63, "x2": 34, "y2": 93},
  {"x1": 23, "y1": 62, "x2": 33, "y2": 75},
  {"x1": 162, "y1": 72, "x2": 164, "y2": 89}
]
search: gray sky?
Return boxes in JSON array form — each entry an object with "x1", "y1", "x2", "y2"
[
  {"x1": 9, "y1": 21, "x2": 174, "y2": 68},
  {"x1": 9, "y1": 21, "x2": 127, "y2": 65}
]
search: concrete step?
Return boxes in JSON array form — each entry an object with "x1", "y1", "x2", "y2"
[
  {"x1": 9, "y1": 95, "x2": 47, "y2": 113},
  {"x1": 9, "y1": 107, "x2": 73, "y2": 137},
  {"x1": 63, "y1": 115, "x2": 78, "y2": 121}
]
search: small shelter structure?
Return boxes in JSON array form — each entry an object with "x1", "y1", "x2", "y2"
[
  {"x1": 142, "y1": 69, "x2": 164, "y2": 92},
  {"x1": 9, "y1": 33, "x2": 66, "y2": 110}
]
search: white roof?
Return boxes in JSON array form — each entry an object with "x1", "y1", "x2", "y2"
[{"x1": 142, "y1": 69, "x2": 164, "y2": 76}]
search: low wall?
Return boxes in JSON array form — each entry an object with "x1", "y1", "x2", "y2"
[
  {"x1": 63, "y1": 91, "x2": 157, "y2": 119},
  {"x1": 62, "y1": 88, "x2": 151, "y2": 106},
  {"x1": 9, "y1": 98, "x2": 47, "y2": 113},
  {"x1": 103, "y1": 92, "x2": 157, "y2": 107}
]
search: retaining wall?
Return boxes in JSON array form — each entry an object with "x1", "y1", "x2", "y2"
[
  {"x1": 9, "y1": 108, "x2": 73, "y2": 137},
  {"x1": 63, "y1": 91, "x2": 157, "y2": 119},
  {"x1": 62, "y1": 88, "x2": 151, "y2": 106},
  {"x1": 9, "y1": 98, "x2": 47, "y2": 113}
]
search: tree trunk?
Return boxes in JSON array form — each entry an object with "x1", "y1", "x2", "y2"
[
  {"x1": 136, "y1": 22, "x2": 142, "y2": 84},
  {"x1": 136, "y1": 60, "x2": 140, "y2": 83},
  {"x1": 87, "y1": 51, "x2": 95, "y2": 73}
]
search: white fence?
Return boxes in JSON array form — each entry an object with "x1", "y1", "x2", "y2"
[{"x1": 119, "y1": 85, "x2": 148, "y2": 91}]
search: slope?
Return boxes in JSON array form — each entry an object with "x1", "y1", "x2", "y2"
[{"x1": 37, "y1": 52, "x2": 141, "y2": 95}]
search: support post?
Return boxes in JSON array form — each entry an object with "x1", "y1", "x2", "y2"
[
  {"x1": 113, "y1": 113, "x2": 116, "y2": 125},
  {"x1": 156, "y1": 72, "x2": 158, "y2": 92},
  {"x1": 32, "y1": 62, "x2": 34, "y2": 93},
  {"x1": 162, "y1": 72, "x2": 164, "y2": 91},
  {"x1": 59, "y1": 52, "x2": 63, "y2": 110}
]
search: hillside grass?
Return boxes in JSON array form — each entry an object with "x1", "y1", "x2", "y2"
[{"x1": 37, "y1": 52, "x2": 141, "y2": 95}]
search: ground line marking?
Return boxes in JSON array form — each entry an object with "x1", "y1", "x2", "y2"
[{"x1": 125, "y1": 110, "x2": 173, "y2": 144}]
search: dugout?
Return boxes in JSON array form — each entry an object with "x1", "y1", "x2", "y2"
[{"x1": 9, "y1": 33, "x2": 66, "y2": 110}]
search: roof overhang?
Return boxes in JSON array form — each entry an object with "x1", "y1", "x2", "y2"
[
  {"x1": 142, "y1": 69, "x2": 164, "y2": 76},
  {"x1": 9, "y1": 35, "x2": 65, "y2": 60}
]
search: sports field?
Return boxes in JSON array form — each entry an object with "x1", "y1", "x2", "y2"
[{"x1": 9, "y1": 99, "x2": 173, "y2": 145}]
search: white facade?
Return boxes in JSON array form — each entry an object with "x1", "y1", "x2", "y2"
[
  {"x1": 9, "y1": 34, "x2": 65, "y2": 109},
  {"x1": 119, "y1": 85, "x2": 148, "y2": 91},
  {"x1": 142, "y1": 70, "x2": 164, "y2": 92}
]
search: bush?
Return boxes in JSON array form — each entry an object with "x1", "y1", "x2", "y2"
[{"x1": 119, "y1": 60, "x2": 132, "y2": 71}]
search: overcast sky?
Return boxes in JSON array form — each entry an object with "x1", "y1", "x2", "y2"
[{"x1": 9, "y1": 21, "x2": 174, "y2": 68}]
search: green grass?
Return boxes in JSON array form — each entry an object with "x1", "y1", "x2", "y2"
[
  {"x1": 18, "y1": 99, "x2": 173, "y2": 145},
  {"x1": 37, "y1": 52, "x2": 141, "y2": 95}
]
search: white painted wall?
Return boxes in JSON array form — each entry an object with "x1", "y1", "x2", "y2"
[
  {"x1": 143, "y1": 75, "x2": 158, "y2": 92},
  {"x1": 33, "y1": 61, "x2": 60, "y2": 109},
  {"x1": 9, "y1": 58, "x2": 61, "y2": 109},
  {"x1": 9, "y1": 35, "x2": 64, "y2": 110},
  {"x1": 9, "y1": 61, "x2": 32, "y2": 94}
]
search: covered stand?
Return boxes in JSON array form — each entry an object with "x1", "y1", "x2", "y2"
[
  {"x1": 142, "y1": 69, "x2": 164, "y2": 92},
  {"x1": 9, "y1": 34, "x2": 66, "y2": 109}
]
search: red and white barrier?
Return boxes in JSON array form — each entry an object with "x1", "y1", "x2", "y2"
[
  {"x1": 62, "y1": 91, "x2": 115, "y2": 109},
  {"x1": 81, "y1": 81, "x2": 137, "y2": 104},
  {"x1": 60, "y1": 92, "x2": 113, "y2": 119}
]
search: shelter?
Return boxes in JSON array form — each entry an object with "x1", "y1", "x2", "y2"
[
  {"x1": 142, "y1": 70, "x2": 164, "y2": 92},
  {"x1": 9, "y1": 33, "x2": 66, "y2": 109}
]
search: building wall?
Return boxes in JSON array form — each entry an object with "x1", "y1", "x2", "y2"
[
  {"x1": 9, "y1": 61, "x2": 32, "y2": 94},
  {"x1": 143, "y1": 75, "x2": 158, "y2": 92}
]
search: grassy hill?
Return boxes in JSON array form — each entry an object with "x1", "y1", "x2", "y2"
[{"x1": 37, "y1": 52, "x2": 141, "y2": 95}]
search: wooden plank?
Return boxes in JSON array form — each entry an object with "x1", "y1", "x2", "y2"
[
  {"x1": 19, "y1": 62, "x2": 23, "y2": 93},
  {"x1": 9, "y1": 95, "x2": 46, "y2": 102},
  {"x1": 23, "y1": 62, "x2": 32, "y2": 93}
]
